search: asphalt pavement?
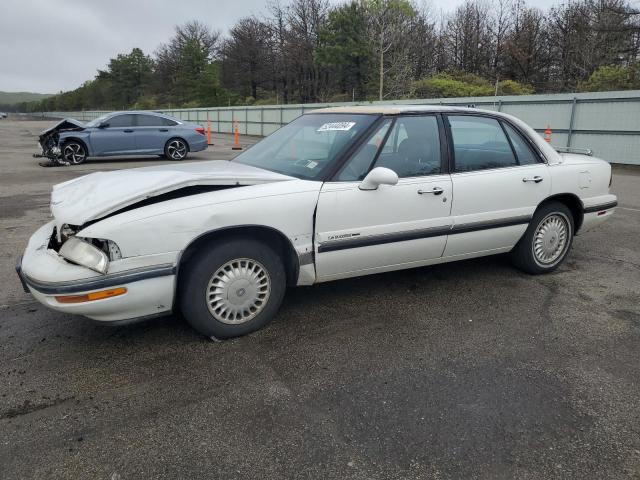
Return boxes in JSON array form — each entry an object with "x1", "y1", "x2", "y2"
[{"x1": 1, "y1": 118, "x2": 639, "y2": 479}]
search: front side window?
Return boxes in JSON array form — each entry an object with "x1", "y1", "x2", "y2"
[
  {"x1": 448, "y1": 116, "x2": 517, "y2": 172},
  {"x1": 233, "y1": 113, "x2": 378, "y2": 180},
  {"x1": 373, "y1": 116, "x2": 441, "y2": 177},
  {"x1": 337, "y1": 119, "x2": 392, "y2": 181},
  {"x1": 338, "y1": 115, "x2": 442, "y2": 181},
  {"x1": 107, "y1": 114, "x2": 136, "y2": 128}
]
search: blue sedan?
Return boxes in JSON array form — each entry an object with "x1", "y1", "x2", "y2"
[{"x1": 39, "y1": 111, "x2": 208, "y2": 165}]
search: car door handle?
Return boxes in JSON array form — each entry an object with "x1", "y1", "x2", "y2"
[
  {"x1": 159, "y1": 129, "x2": 168, "y2": 132},
  {"x1": 418, "y1": 187, "x2": 444, "y2": 195},
  {"x1": 123, "y1": 129, "x2": 134, "y2": 133},
  {"x1": 522, "y1": 176, "x2": 543, "y2": 183}
]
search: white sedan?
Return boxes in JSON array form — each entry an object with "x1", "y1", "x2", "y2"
[{"x1": 17, "y1": 106, "x2": 618, "y2": 338}]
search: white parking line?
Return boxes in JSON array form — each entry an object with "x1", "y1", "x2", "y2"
[{"x1": 619, "y1": 207, "x2": 640, "y2": 212}]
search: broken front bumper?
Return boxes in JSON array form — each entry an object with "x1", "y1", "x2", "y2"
[{"x1": 17, "y1": 222, "x2": 176, "y2": 323}]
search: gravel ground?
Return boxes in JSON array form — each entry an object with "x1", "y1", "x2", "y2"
[{"x1": 0, "y1": 118, "x2": 639, "y2": 480}]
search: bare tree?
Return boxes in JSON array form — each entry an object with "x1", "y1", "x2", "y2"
[
  {"x1": 365, "y1": 0, "x2": 416, "y2": 100},
  {"x1": 221, "y1": 17, "x2": 273, "y2": 100}
]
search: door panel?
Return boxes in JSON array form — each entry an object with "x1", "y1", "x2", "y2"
[
  {"x1": 135, "y1": 114, "x2": 172, "y2": 152},
  {"x1": 445, "y1": 165, "x2": 550, "y2": 256},
  {"x1": 315, "y1": 175, "x2": 453, "y2": 280},
  {"x1": 135, "y1": 128, "x2": 168, "y2": 152},
  {"x1": 89, "y1": 114, "x2": 136, "y2": 155},
  {"x1": 443, "y1": 114, "x2": 551, "y2": 257}
]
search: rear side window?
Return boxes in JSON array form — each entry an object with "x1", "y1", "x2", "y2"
[
  {"x1": 160, "y1": 117, "x2": 178, "y2": 126},
  {"x1": 448, "y1": 116, "x2": 517, "y2": 172},
  {"x1": 108, "y1": 114, "x2": 136, "y2": 128},
  {"x1": 137, "y1": 115, "x2": 165, "y2": 126},
  {"x1": 503, "y1": 122, "x2": 539, "y2": 165}
]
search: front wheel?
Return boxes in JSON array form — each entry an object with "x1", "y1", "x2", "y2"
[
  {"x1": 61, "y1": 141, "x2": 87, "y2": 165},
  {"x1": 511, "y1": 201, "x2": 574, "y2": 274},
  {"x1": 165, "y1": 138, "x2": 188, "y2": 161},
  {"x1": 179, "y1": 238, "x2": 286, "y2": 339}
]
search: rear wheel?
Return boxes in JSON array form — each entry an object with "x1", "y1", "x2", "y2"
[
  {"x1": 165, "y1": 138, "x2": 188, "y2": 161},
  {"x1": 179, "y1": 238, "x2": 286, "y2": 339},
  {"x1": 511, "y1": 201, "x2": 574, "y2": 274},
  {"x1": 61, "y1": 141, "x2": 87, "y2": 165}
]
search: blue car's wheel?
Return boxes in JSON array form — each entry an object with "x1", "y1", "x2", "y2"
[
  {"x1": 61, "y1": 141, "x2": 87, "y2": 165},
  {"x1": 165, "y1": 138, "x2": 188, "y2": 161}
]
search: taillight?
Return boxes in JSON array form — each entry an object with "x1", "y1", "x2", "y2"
[{"x1": 196, "y1": 127, "x2": 205, "y2": 135}]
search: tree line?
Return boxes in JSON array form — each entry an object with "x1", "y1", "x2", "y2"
[{"x1": 16, "y1": 0, "x2": 640, "y2": 113}]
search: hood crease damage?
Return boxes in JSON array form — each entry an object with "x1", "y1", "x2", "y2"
[{"x1": 50, "y1": 160, "x2": 296, "y2": 239}]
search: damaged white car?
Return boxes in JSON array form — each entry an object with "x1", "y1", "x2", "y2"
[{"x1": 17, "y1": 106, "x2": 617, "y2": 339}]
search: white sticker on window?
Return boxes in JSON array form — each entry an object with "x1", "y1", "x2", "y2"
[{"x1": 317, "y1": 122, "x2": 356, "y2": 132}]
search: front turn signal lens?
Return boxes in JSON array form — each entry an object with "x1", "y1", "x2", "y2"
[{"x1": 55, "y1": 287, "x2": 127, "y2": 304}]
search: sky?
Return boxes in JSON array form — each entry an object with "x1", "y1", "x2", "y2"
[{"x1": 0, "y1": 0, "x2": 558, "y2": 94}]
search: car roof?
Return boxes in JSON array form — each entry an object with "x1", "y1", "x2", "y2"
[
  {"x1": 309, "y1": 105, "x2": 490, "y2": 115},
  {"x1": 107, "y1": 111, "x2": 171, "y2": 116},
  {"x1": 104, "y1": 111, "x2": 182, "y2": 122}
]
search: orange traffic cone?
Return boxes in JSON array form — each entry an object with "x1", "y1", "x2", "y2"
[
  {"x1": 206, "y1": 119, "x2": 213, "y2": 146},
  {"x1": 544, "y1": 125, "x2": 552, "y2": 143},
  {"x1": 232, "y1": 121, "x2": 242, "y2": 151}
]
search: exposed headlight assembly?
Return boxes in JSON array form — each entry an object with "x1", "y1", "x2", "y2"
[{"x1": 59, "y1": 237, "x2": 109, "y2": 274}]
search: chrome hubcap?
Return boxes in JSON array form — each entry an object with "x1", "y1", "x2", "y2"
[
  {"x1": 62, "y1": 143, "x2": 85, "y2": 164},
  {"x1": 206, "y1": 258, "x2": 271, "y2": 325},
  {"x1": 533, "y1": 213, "x2": 569, "y2": 266},
  {"x1": 167, "y1": 140, "x2": 186, "y2": 159}
]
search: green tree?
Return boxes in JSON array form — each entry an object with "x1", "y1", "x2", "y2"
[
  {"x1": 578, "y1": 64, "x2": 639, "y2": 92},
  {"x1": 412, "y1": 72, "x2": 533, "y2": 98},
  {"x1": 496, "y1": 79, "x2": 534, "y2": 95},
  {"x1": 316, "y1": 2, "x2": 371, "y2": 100},
  {"x1": 105, "y1": 48, "x2": 153, "y2": 107},
  {"x1": 155, "y1": 21, "x2": 220, "y2": 106}
]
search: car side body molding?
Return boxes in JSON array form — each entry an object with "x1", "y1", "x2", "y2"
[{"x1": 318, "y1": 215, "x2": 532, "y2": 253}]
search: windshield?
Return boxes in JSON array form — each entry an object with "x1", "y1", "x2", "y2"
[
  {"x1": 85, "y1": 114, "x2": 111, "y2": 127},
  {"x1": 233, "y1": 113, "x2": 379, "y2": 180}
]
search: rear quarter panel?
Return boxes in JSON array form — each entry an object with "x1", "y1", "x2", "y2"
[
  {"x1": 172, "y1": 123, "x2": 206, "y2": 152},
  {"x1": 549, "y1": 155, "x2": 612, "y2": 205}
]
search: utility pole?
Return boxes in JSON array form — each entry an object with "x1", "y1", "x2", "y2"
[{"x1": 379, "y1": 31, "x2": 384, "y2": 101}]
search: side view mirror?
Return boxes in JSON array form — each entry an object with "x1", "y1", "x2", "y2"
[
  {"x1": 359, "y1": 167, "x2": 399, "y2": 191},
  {"x1": 98, "y1": 122, "x2": 109, "y2": 129}
]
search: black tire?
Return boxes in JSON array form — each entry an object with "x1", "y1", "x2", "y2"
[
  {"x1": 164, "y1": 138, "x2": 189, "y2": 161},
  {"x1": 511, "y1": 201, "x2": 575, "y2": 274},
  {"x1": 179, "y1": 238, "x2": 286, "y2": 339},
  {"x1": 61, "y1": 140, "x2": 87, "y2": 165}
]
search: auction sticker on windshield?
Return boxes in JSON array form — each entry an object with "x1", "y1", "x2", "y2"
[{"x1": 317, "y1": 122, "x2": 356, "y2": 132}]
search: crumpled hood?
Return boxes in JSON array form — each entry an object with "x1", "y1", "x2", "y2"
[
  {"x1": 40, "y1": 118, "x2": 85, "y2": 136},
  {"x1": 51, "y1": 160, "x2": 295, "y2": 227}
]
